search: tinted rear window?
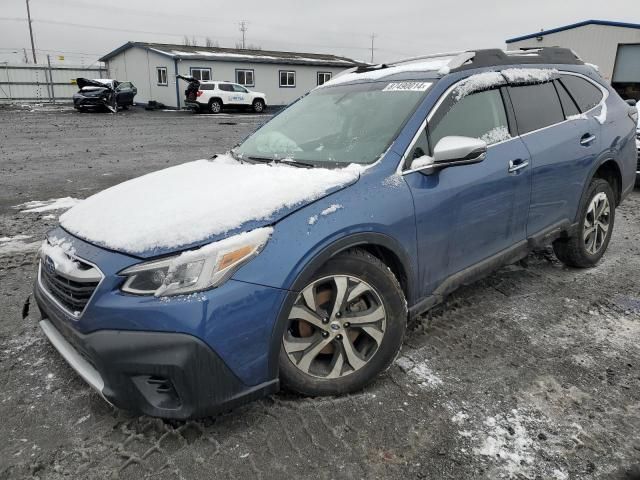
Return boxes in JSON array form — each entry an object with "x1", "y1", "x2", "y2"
[
  {"x1": 218, "y1": 84, "x2": 234, "y2": 92},
  {"x1": 559, "y1": 75, "x2": 603, "y2": 112},
  {"x1": 554, "y1": 80, "x2": 580, "y2": 118},
  {"x1": 509, "y1": 82, "x2": 565, "y2": 134},
  {"x1": 200, "y1": 84, "x2": 215, "y2": 90}
]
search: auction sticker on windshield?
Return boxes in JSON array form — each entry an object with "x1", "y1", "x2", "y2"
[{"x1": 383, "y1": 81, "x2": 432, "y2": 92}]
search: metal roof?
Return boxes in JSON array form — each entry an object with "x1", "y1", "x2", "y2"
[
  {"x1": 505, "y1": 19, "x2": 640, "y2": 44},
  {"x1": 99, "y1": 41, "x2": 358, "y2": 67}
]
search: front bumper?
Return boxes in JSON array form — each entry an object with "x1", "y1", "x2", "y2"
[
  {"x1": 35, "y1": 283, "x2": 278, "y2": 418},
  {"x1": 73, "y1": 94, "x2": 109, "y2": 108}
]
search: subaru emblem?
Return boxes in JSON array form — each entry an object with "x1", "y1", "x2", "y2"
[{"x1": 44, "y1": 256, "x2": 56, "y2": 275}]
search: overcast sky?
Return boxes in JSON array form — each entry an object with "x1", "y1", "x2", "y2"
[{"x1": 1, "y1": 0, "x2": 638, "y2": 66}]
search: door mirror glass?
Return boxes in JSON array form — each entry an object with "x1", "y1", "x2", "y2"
[{"x1": 433, "y1": 136, "x2": 487, "y2": 164}]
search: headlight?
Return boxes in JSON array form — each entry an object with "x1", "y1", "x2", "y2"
[{"x1": 119, "y1": 227, "x2": 273, "y2": 297}]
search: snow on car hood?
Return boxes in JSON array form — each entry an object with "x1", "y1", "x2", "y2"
[
  {"x1": 59, "y1": 155, "x2": 362, "y2": 257},
  {"x1": 76, "y1": 78, "x2": 115, "y2": 90}
]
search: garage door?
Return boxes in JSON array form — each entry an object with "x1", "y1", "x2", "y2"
[{"x1": 613, "y1": 44, "x2": 640, "y2": 82}]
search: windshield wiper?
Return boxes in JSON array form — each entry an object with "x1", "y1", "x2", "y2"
[
  {"x1": 280, "y1": 158, "x2": 314, "y2": 168},
  {"x1": 247, "y1": 156, "x2": 314, "y2": 168}
]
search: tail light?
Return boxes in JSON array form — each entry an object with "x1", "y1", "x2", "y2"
[{"x1": 196, "y1": 90, "x2": 203, "y2": 97}]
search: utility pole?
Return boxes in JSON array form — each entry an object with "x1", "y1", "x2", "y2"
[
  {"x1": 25, "y1": 0, "x2": 37, "y2": 64},
  {"x1": 370, "y1": 33, "x2": 377, "y2": 64},
  {"x1": 239, "y1": 21, "x2": 248, "y2": 49}
]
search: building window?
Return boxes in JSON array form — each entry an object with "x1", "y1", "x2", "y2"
[
  {"x1": 317, "y1": 72, "x2": 332, "y2": 86},
  {"x1": 190, "y1": 67, "x2": 212, "y2": 81},
  {"x1": 156, "y1": 67, "x2": 168, "y2": 86},
  {"x1": 279, "y1": 70, "x2": 296, "y2": 88},
  {"x1": 236, "y1": 69, "x2": 254, "y2": 87}
]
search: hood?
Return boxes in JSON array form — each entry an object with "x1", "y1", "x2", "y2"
[
  {"x1": 76, "y1": 78, "x2": 114, "y2": 90},
  {"x1": 59, "y1": 155, "x2": 362, "y2": 258}
]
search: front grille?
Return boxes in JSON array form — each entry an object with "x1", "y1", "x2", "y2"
[{"x1": 40, "y1": 259, "x2": 100, "y2": 316}]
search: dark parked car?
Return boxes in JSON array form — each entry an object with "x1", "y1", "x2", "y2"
[{"x1": 73, "y1": 78, "x2": 137, "y2": 112}]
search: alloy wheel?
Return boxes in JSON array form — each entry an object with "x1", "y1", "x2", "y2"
[
  {"x1": 584, "y1": 192, "x2": 610, "y2": 255},
  {"x1": 283, "y1": 275, "x2": 387, "y2": 379}
]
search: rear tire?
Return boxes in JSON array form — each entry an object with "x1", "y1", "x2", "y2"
[
  {"x1": 208, "y1": 99, "x2": 222, "y2": 114},
  {"x1": 279, "y1": 249, "x2": 407, "y2": 396},
  {"x1": 252, "y1": 99, "x2": 265, "y2": 113},
  {"x1": 553, "y1": 178, "x2": 615, "y2": 268}
]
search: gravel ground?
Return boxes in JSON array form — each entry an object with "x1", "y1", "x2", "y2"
[{"x1": 1, "y1": 105, "x2": 639, "y2": 480}]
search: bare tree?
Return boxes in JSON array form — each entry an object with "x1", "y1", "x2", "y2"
[
  {"x1": 183, "y1": 35, "x2": 191, "y2": 46},
  {"x1": 205, "y1": 37, "x2": 219, "y2": 48},
  {"x1": 235, "y1": 42, "x2": 261, "y2": 50}
]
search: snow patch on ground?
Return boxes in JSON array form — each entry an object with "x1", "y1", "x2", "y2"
[
  {"x1": 15, "y1": 197, "x2": 81, "y2": 213},
  {"x1": 501, "y1": 68, "x2": 558, "y2": 84},
  {"x1": 0, "y1": 235, "x2": 39, "y2": 256},
  {"x1": 0, "y1": 235, "x2": 31, "y2": 243},
  {"x1": 396, "y1": 356, "x2": 442, "y2": 388},
  {"x1": 453, "y1": 72, "x2": 505, "y2": 100},
  {"x1": 308, "y1": 215, "x2": 318, "y2": 225},
  {"x1": 468, "y1": 409, "x2": 537, "y2": 478},
  {"x1": 480, "y1": 126, "x2": 511, "y2": 145},
  {"x1": 60, "y1": 155, "x2": 362, "y2": 253}
]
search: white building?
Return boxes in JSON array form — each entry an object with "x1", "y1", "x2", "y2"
[
  {"x1": 506, "y1": 20, "x2": 640, "y2": 100},
  {"x1": 99, "y1": 42, "x2": 358, "y2": 109}
]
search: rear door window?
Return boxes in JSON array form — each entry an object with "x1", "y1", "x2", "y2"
[
  {"x1": 218, "y1": 84, "x2": 234, "y2": 92},
  {"x1": 554, "y1": 80, "x2": 580, "y2": 118},
  {"x1": 200, "y1": 84, "x2": 215, "y2": 90},
  {"x1": 429, "y1": 88, "x2": 510, "y2": 150},
  {"x1": 558, "y1": 75, "x2": 603, "y2": 112},
  {"x1": 508, "y1": 82, "x2": 565, "y2": 134}
]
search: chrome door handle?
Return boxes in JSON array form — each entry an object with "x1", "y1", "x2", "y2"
[
  {"x1": 580, "y1": 134, "x2": 596, "y2": 146},
  {"x1": 508, "y1": 159, "x2": 529, "y2": 173}
]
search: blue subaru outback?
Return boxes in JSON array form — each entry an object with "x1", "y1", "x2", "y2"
[{"x1": 34, "y1": 48, "x2": 638, "y2": 418}]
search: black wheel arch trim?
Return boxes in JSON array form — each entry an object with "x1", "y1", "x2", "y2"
[
  {"x1": 267, "y1": 232, "x2": 416, "y2": 379},
  {"x1": 575, "y1": 155, "x2": 623, "y2": 222}
]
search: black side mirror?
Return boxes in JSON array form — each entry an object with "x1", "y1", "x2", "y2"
[{"x1": 625, "y1": 99, "x2": 637, "y2": 107}]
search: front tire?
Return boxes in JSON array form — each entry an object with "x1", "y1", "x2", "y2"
[
  {"x1": 252, "y1": 99, "x2": 265, "y2": 113},
  {"x1": 279, "y1": 249, "x2": 406, "y2": 396},
  {"x1": 553, "y1": 178, "x2": 615, "y2": 268}
]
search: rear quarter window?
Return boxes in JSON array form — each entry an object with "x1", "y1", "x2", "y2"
[
  {"x1": 200, "y1": 84, "x2": 215, "y2": 90},
  {"x1": 559, "y1": 75, "x2": 603, "y2": 112},
  {"x1": 508, "y1": 82, "x2": 565, "y2": 134},
  {"x1": 554, "y1": 80, "x2": 580, "y2": 118}
]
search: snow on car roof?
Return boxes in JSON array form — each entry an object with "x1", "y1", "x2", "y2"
[
  {"x1": 320, "y1": 58, "x2": 452, "y2": 87},
  {"x1": 60, "y1": 155, "x2": 363, "y2": 253}
]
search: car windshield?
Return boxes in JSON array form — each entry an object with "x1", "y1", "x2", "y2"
[{"x1": 234, "y1": 81, "x2": 432, "y2": 165}]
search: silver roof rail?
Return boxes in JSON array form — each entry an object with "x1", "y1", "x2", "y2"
[{"x1": 386, "y1": 51, "x2": 469, "y2": 66}]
